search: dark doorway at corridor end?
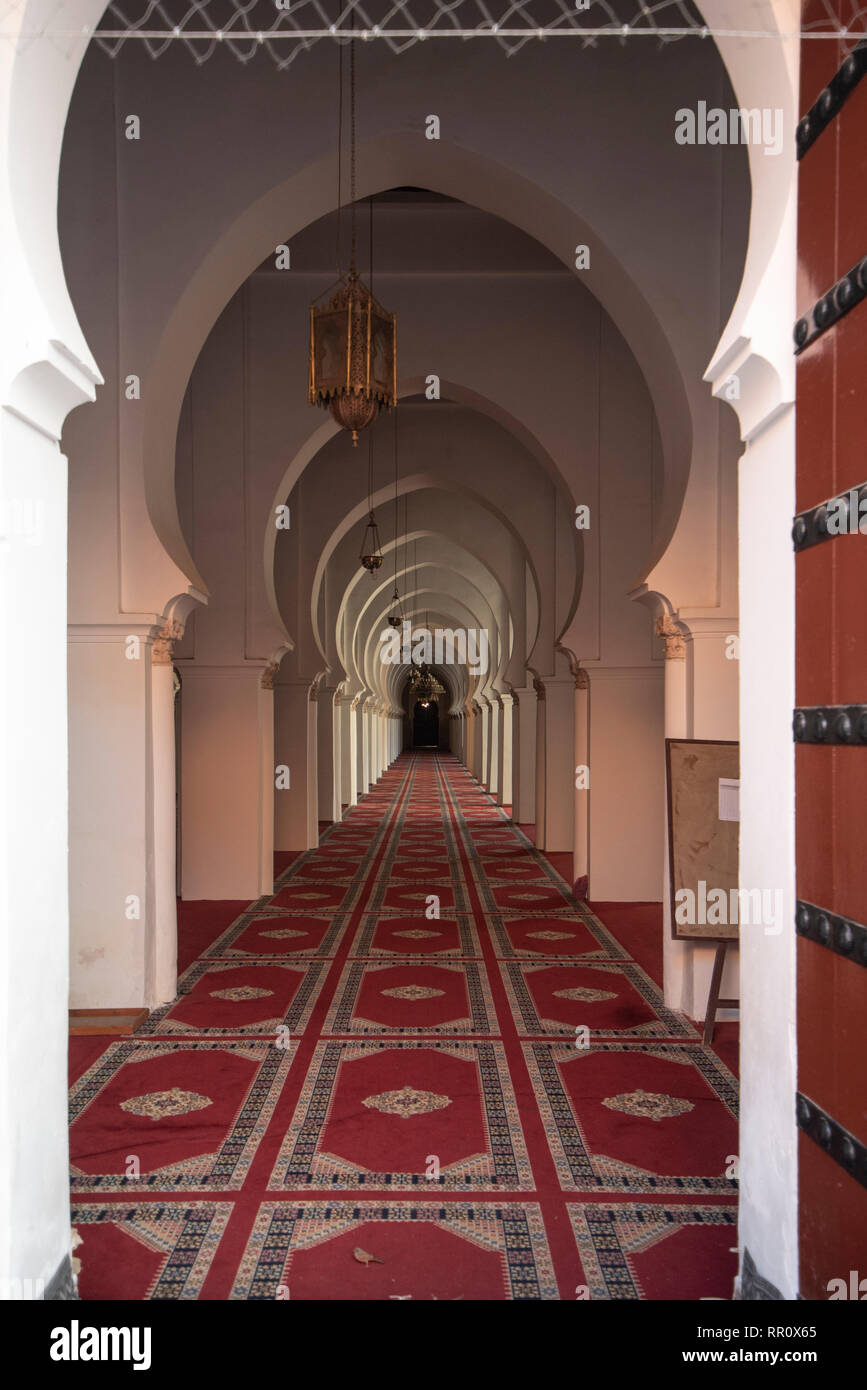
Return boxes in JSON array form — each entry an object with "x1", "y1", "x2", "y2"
[{"x1": 412, "y1": 699, "x2": 439, "y2": 747}]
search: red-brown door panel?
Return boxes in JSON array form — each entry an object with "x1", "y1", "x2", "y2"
[
  {"x1": 797, "y1": 16, "x2": 867, "y2": 1299},
  {"x1": 799, "y1": 1135, "x2": 867, "y2": 1300},
  {"x1": 798, "y1": 937, "x2": 867, "y2": 1144}
]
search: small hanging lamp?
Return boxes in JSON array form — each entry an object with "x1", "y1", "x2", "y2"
[
  {"x1": 359, "y1": 511, "x2": 383, "y2": 574},
  {"x1": 309, "y1": 42, "x2": 396, "y2": 445},
  {"x1": 359, "y1": 431, "x2": 383, "y2": 576},
  {"x1": 387, "y1": 410, "x2": 402, "y2": 625}
]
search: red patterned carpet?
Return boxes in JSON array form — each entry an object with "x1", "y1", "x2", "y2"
[{"x1": 69, "y1": 752, "x2": 738, "y2": 1300}]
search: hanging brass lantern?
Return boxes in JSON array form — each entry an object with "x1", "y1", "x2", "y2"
[
  {"x1": 309, "y1": 39, "x2": 396, "y2": 446},
  {"x1": 387, "y1": 588, "x2": 402, "y2": 628},
  {"x1": 308, "y1": 271, "x2": 397, "y2": 444},
  {"x1": 360, "y1": 511, "x2": 384, "y2": 575},
  {"x1": 309, "y1": 271, "x2": 396, "y2": 445}
]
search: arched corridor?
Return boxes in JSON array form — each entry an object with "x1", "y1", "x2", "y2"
[{"x1": 2, "y1": 0, "x2": 865, "y2": 1329}]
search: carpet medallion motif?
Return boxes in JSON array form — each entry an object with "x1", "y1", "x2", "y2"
[
  {"x1": 601, "y1": 1089, "x2": 695, "y2": 1121},
  {"x1": 119, "y1": 1087, "x2": 214, "y2": 1120},
  {"x1": 380, "y1": 985, "x2": 445, "y2": 1001},
  {"x1": 210, "y1": 986, "x2": 274, "y2": 1001},
  {"x1": 554, "y1": 987, "x2": 618, "y2": 1002},
  {"x1": 362, "y1": 1085, "x2": 452, "y2": 1117}
]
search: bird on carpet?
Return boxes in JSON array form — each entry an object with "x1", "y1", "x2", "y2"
[{"x1": 353, "y1": 1247, "x2": 385, "y2": 1266}]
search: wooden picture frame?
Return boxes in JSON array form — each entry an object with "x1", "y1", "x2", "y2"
[{"x1": 665, "y1": 738, "x2": 740, "y2": 943}]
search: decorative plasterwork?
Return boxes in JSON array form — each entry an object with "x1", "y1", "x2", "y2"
[
  {"x1": 152, "y1": 619, "x2": 184, "y2": 665},
  {"x1": 260, "y1": 662, "x2": 280, "y2": 690},
  {"x1": 654, "y1": 614, "x2": 687, "y2": 661}
]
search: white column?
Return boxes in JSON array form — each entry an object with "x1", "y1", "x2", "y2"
[
  {"x1": 476, "y1": 701, "x2": 488, "y2": 784},
  {"x1": 259, "y1": 676, "x2": 276, "y2": 885},
  {"x1": 3, "y1": 401, "x2": 82, "y2": 1298},
  {"x1": 274, "y1": 677, "x2": 317, "y2": 850},
  {"x1": 68, "y1": 622, "x2": 157, "y2": 1009},
  {"x1": 534, "y1": 681, "x2": 547, "y2": 847},
  {"x1": 511, "y1": 686, "x2": 537, "y2": 824},
  {"x1": 543, "y1": 675, "x2": 574, "y2": 853},
  {"x1": 338, "y1": 696, "x2": 352, "y2": 813},
  {"x1": 573, "y1": 671, "x2": 590, "y2": 896},
  {"x1": 738, "y1": 410, "x2": 797, "y2": 1298},
  {"x1": 306, "y1": 690, "x2": 319, "y2": 844},
  {"x1": 389, "y1": 713, "x2": 399, "y2": 763},
  {"x1": 351, "y1": 699, "x2": 363, "y2": 802},
  {"x1": 361, "y1": 702, "x2": 372, "y2": 792},
  {"x1": 498, "y1": 694, "x2": 513, "y2": 806},
  {"x1": 489, "y1": 696, "x2": 502, "y2": 799},
  {"x1": 151, "y1": 630, "x2": 180, "y2": 1004},
  {"x1": 317, "y1": 685, "x2": 339, "y2": 824},
  {"x1": 464, "y1": 705, "x2": 476, "y2": 774},
  {"x1": 658, "y1": 619, "x2": 691, "y2": 1013},
  {"x1": 180, "y1": 664, "x2": 274, "y2": 899}
]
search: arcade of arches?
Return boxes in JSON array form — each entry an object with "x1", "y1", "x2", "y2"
[{"x1": 2, "y1": 0, "x2": 861, "y2": 1305}]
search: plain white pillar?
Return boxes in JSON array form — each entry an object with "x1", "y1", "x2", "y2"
[
  {"x1": 498, "y1": 694, "x2": 513, "y2": 806},
  {"x1": 317, "y1": 687, "x2": 339, "y2": 824},
  {"x1": 180, "y1": 665, "x2": 274, "y2": 898},
  {"x1": 151, "y1": 648, "x2": 178, "y2": 1004},
  {"x1": 572, "y1": 675, "x2": 589, "y2": 894},
  {"x1": 68, "y1": 623, "x2": 155, "y2": 1009},
  {"x1": 542, "y1": 676, "x2": 574, "y2": 853},
  {"x1": 662, "y1": 642, "x2": 691, "y2": 1012},
  {"x1": 489, "y1": 697, "x2": 501, "y2": 799},
  {"x1": 511, "y1": 688, "x2": 536, "y2": 824},
  {"x1": 274, "y1": 679, "x2": 317, "y2": 851},
  {"x1": 534, "y1": 684, "x2": 547, "y2": 846}
]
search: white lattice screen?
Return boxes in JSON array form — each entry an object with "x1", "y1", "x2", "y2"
[{"x1": 80, "y1": 0, "x2": 866, "y2": 68}]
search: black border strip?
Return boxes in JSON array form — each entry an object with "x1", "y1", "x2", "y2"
[
  {"x1": 796, "y1": 1092, "x2": 867, "y2": 1192},
  {"x1": 792, "y1": 704, "x2": 867, "y2": 744},
  {"x1": 796, "y1": 40, "x2": 867, "y2": 160},
  {"x1": 796, "y1": 898, "x2": 867, "y2": 968},
  {"x1": 793, "y1": 481, "x2": 867, "y2": 550},
  {"x1": 794, "y1": 254, "x2": 867, "y2": 353}
]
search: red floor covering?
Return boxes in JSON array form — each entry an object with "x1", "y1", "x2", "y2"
[{"x1": 69, "y1": 752, "x2": 739, "y2": 1301}]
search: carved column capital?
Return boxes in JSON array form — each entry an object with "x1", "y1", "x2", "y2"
[
  {"x1": 655, "y1": 615, "x2": 687, "y2": 661},
  {"x1": 260, "y1": 662, "x2": 280, "y2": 690},
  {"x1": 151, "y1": 620, "x2": 183, "y2": 666},
  {"x1": 574, "y1": 668, "x2": 589, "y2": 690},
  {"x1": 532, "y1": 676, "x2": 546, "y2": 700}
]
